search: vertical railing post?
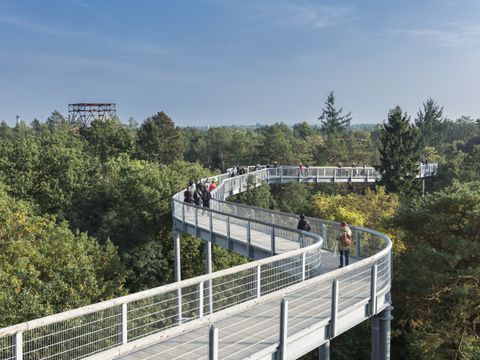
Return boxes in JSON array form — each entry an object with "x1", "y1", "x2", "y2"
[
  {"x1": 302, "y1": 252, "x2": 306, "y2": 282},
  {"x1": 271, "y1": 226, "x2": 276, "y2": 256},
  {"x1": 316, "y1": 167, "x2": 319, "y2": 182},
  {"x1": 321, "y1": 224, "x2": 328, "y2": 248},
  {"x1": 173, "y1": 231, "x2": 182, "y2": 324},
  {"x1": 209, "y1": 324, "x2": 219, "y2": 360},
  {"x1": 182, "y1": 203, "x2": 186, "y2": 229},
  {"x1": 209, "y1": 211, "x2": 213, "y2": 241},
  {"x1": 330, "y1": 279, "x2": 339, "y2": 338},
  {"x1": 198, "y1": 281, "x2": 204, "y2": 318},
  {"x1": 195, "y1": 206, "x2": 199, "y2": 235},
  {"x1": 247, "y1": 220, "x2": 252, "y2": 257},
  {"x1": 121, "y1": 303, "x2": 128, "y2": 345},
  {"x1": 206, "y1": 242, "x2": 213, "y2": 315},
  {"x1": 256, "y1": 265, "x2": 261, "y2": 298},
  {"x1": 370, "y1": 264, "x2": 378, "y2": 316},
  {"x1": 279, "y1": 298, "x2": 289, "y2": 360},
  {"x1": 226, "y1": 216, "x2": 232, "y2": 250},
  {"x1": 15, "y1": 332, "x2": 22, "y2": 360},
  {"x1": 355, "y1": 231, "x2": 361, "y2": 257}
]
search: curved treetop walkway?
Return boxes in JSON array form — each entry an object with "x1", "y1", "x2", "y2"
[{"x1": 0, "y1": 164, "x2": 437, "y2": 360}]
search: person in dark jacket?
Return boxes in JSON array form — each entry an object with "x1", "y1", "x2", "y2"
[
  {"x1": 193, "y1": 182, "x2": 202, "y2": 206},
  {"x1": 297, "y1": 214, "x2": 311, "y2": 231},
  {"x1": 202, "y1": 185, "x2": 211, "y2": 212}
]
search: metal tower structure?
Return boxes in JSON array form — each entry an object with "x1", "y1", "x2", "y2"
[{"x1": 68, "y1": 103, "x2": 116, "y2": 127}]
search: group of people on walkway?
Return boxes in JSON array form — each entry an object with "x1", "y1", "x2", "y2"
[
  {"x1": 297, "y1": 215, "x2": 353, "y2": 268},
  {"x1": 184, "y1": 178, "x2": 217, "y2": 210}
]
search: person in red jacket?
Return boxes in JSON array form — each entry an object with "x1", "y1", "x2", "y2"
[{"x1": 209, "y1": 179, "x2": 217, "y2": 192}]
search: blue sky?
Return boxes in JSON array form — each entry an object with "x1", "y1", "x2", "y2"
[{"x1": 1, "y1": 0, "x2": 480, "y2": 126}]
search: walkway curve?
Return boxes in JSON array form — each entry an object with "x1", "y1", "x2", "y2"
[{"x1": 0, "y1": 166, "x2": 393, "y2": 360}]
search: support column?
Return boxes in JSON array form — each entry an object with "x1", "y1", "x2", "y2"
[
  {"x1": 379, "y1": 303, "x2": 393, "y2": 360},
  {"x1": 371, "y1": 315, "x2": 379, "y2": 360},
  {"x1": 173, "y1": 231, "x2": 182, "y2": 324},
  {"x1": 206, "y1": 241, "x2": 213, "y2": 314},
  {"x1": 318, "y1": 341, "x2": 330, "y2": 360}
]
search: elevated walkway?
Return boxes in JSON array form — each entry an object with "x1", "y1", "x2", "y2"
[{"x1": 0, "y1": 165, "x2": 435, "y2": 360}]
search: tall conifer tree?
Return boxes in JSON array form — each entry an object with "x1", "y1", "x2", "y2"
[
  {"x1": 318, "y1": 91, "x2": 352, "y2": 136},
  {"x1": 378, "y1": 106, "x2": 421, "y2": 195},
  {"x1": 415, "y1": 98, "x2": 448, "y2": 148}
]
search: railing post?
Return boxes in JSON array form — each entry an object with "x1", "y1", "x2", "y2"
[
  {"x1": 271, "y1": 226, "x2": 276, "y2": 256},
  {"x1": 330, "y1": 279, "x2": 339, "y2": 338},
  {"x1": 195, "y1": 206, "x2": 199, "y2": 235},
  {"x1": 209, "y1": 211, "x2": 213, "y2": 241},
  {"x1": 198, "y1": 281, "x2": 204, "y2": 318},
  {"x1": 182, "y1": 203, "x2": 186, "y2": 229},
  {"x1": 209, "y1": 324, "x2": 219, "y2": 360},
  {"x1": 322, "y1": 224, "x2": 328, "y2": 248},
  {"x1": 257, "y1": 265, "x2": 261, "y2": 298},
  {"x1": 355, "y1": 231, "x2": 361, "y2": 257},
  {"x1": 226, "y1": 216, "x2": 232, "y2": 250},
  {"x1": 121, "y1": 303, "x2": 128, "y2": 345},
  {"x1": 279, "y1": 298, "x2": 288, "y2": 360},
  {"x1": 302, "y1": 252, "x2": 306, "y2": 282},
  {"x1": 206, "y1": 242, "x2": 213, "y2": 315},
  {"x1": 173, "y1": 231, "x2": 182, "y2": 324},
  {"x1": 370, "y1": 264, "x2": 378, "y2": 316},
  {"x1": 247, "y1": 220, "x2": 252, "y2": 257},
  {"x1": 15, "y1": 332, "x2": 22, "y2": 360}
]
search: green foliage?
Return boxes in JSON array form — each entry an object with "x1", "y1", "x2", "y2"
[
  {"x1": 231, "y1": 175, "x2": 272, "y2": 209},
  {"x1": 82, "y1": 119, "x2": 133, "y2": 162},
  {"x1": 415, "y1": 98, "x2": 448, "y2": 149},
  {"x1": 395, "y1": 182, "x2": 480, "y2": 359},
  {"x1": 0, "y1": 184, "x2": 125, "y2": 326},
  {"x1": 0, "y1": 131, "x2": 95, "y2": 220},
  {"x1": 378, "y1": 106, "x2": 421, "y2": 196},
  {"x1": 318, "y1": 91, "x2": 352, "y2": 136},
  {"x1": 137, "y1": 111, "x2": 185, "y2": 164}
]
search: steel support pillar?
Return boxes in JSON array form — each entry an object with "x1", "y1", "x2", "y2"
[
  {"x1": 371, "y1": 315, "x2": 379, "y2": 360},
  {"x1": 206, "y1": 241, "x2": 213, "y2": 314},
  {"x1": 318, "y1": 341, "x2": 330, "y2": 360},
  {"x1": 173, "y1": 231, "x2": 182, "y2": 324},
  {"x1": 379, "y1": 304, "x2": 393, "y2": 360}
]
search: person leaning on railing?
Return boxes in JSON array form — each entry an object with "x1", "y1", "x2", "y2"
[{"x1": 297, "y1": 214, "x2": 311, "y2": 231}]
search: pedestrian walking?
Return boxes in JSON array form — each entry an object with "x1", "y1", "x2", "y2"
[
  {"x1": 193, "y1": 181, "x2": 203, "y2": 206},
  {"x1": 202, "y1": 185, "x2": 211, "y2": 212}
]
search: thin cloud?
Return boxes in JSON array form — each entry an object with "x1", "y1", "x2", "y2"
[
  {"x1": 236, "y1": 1, "x2": 357, "y2": 30},
  {"x1": 0, "y1": 14, "x2": 170, "y2": 57},
  {"x1": 0, "y1": 14, "x2": 88, "y2": 37},
  {"x1": 389, "y1": 23, "x2": 480, "y2": 48}
]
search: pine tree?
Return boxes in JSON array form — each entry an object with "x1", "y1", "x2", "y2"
[
  {"x1": 415, "y1": 98, "x2": 448, "y2": 148},
  {"x1": 136, "y1": 111, "x2": 185, "y2": 164},
  {"x1": 378, "y1": 106, "x2": 421, "y2": 196},
  {"x1": 318, "y1": 91, "x2": 352, "y2": 136}
]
